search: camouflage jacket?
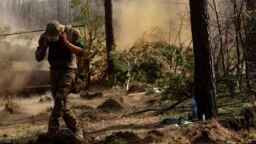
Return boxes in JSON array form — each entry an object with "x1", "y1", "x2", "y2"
[{"x1": 35, "y1": 30, "x2": 85, "y2": 70}]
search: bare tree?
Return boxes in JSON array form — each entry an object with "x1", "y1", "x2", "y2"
[{"x1": 211, "y1": 0, "x2": 226, "y2": 78}]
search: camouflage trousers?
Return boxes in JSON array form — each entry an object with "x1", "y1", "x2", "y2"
[{"x1": 48, "y1": 69, "x2": 79, "y2": 134}]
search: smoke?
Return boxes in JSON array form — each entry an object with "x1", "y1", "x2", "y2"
[{"x1": 113, "y1": 0, "x2": 191, "y2": 51}]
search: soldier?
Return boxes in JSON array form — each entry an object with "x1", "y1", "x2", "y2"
[{"x1": 35, "y1": 20, "x2": 84, "y2": 140}]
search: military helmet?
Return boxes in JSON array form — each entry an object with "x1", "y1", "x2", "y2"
[{"x1": 45, "y1": 20, "x2": 61, "y2": 42}]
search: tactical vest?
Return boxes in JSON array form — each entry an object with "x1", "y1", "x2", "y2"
[{"x1": 48, "y1": 37, "x2": 77, "y2": 69}]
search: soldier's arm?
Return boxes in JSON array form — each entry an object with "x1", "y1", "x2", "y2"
[
  {"x1": 35, "y1": 34, "x2": 48, "y2": 62},
  {"x1": 65, "y1": 41, "x2": 84, "y2": 57},
  {"x1": 60, "y1": 30, "x2": 84, "y2": 57}
]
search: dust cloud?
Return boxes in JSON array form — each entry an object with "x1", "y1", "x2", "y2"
[
  {"x1": 0, "y1": 34, "x2": 49, "y2": 92},
  {"x1": 18, "y1": 96, "x2": 52, "y2": 115},
  {"x1": 0, "y1": 0, "x2": 192, "y2": 93},
  {"x1": 113, "y1": 0, "x2": 191, "y2": 51}
]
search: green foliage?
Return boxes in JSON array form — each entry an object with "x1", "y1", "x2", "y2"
[
  {"x1": 110, "y1": 52, "x2": 128, "y2": 74},
  {"x1": 106, "y1": 51, "x2": 128, "y2": 86},
  {"x1": 165, "y1": 51, "x2": 194, "y2": 98},
  {"x1": 165, "y1": 72, "x2": 194, "y2": 99},
  {"x1": 108, "y1": 41, "x2": 194, "y2": 95},
  {"x1": 108, "y1": 42, "x2": 170, "y2": 86},
  {"x1": 132, "y1": 52, "x2": 163, "y2": 82},
  {"x1": 217, "y1": 78, "x2": 238, "y2": 97}
]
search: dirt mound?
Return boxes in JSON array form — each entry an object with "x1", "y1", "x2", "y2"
[
  {"x1": 242, "y1": 107, "x2": 256, "y2": 129},
  {"x1": 218, "y1": 108, "x2": 256, "y2": 131},
  {"x1": 142, "y1": 130, "x2": 164, "y2": 143},
  {"x1": 127, "y1": 85, "x2": 146, "y2": 94},
  {"x1": 80, "y1": 92, "x2": 103, "y2": 100},
  {"x1": 80, "y1": 111, "x2": 101, "y2": 122},
  {"x1": 72, "y1": 105, "x2": 95, "y2": 111},
  {"x1": 185, "y1": 119, "x2": 243, "y2": 144},
  {"x1": 218, "y1": 116, "x2": 243, "y2": 131},
  {"x1": 36, "y1": 129, "x2": 87, "y2": 144},
  {"x1": 147, "y1": 129, "x2": 164, "y2": 137},
  {"x1": 145, "y1": 99, "x2": 158, "y2": 106},
  {"x1": 99, "y1": 131, "x2": 141, "y2": 144},
  {"x1": 97, "y1": 98, "x2": 123, "y2": 113},
  {"x1": 99, "y1": 130, "x2": 164, "y2": 144}
]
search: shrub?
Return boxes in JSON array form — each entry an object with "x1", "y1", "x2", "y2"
[{"x1": 108, "y1": 41, "x2": 194, "y2": 97}]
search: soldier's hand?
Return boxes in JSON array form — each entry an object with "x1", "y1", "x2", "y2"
[
  {"x1": 39, "y1": 36, "x2": 49, "y2": 48},
  {"x1": 60, "y1": 29, "x2": 68, "y2": 41}
]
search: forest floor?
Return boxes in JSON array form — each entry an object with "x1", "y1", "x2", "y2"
[{"x1": 0, "y1": 87, "x2": 256, "y2": 144}]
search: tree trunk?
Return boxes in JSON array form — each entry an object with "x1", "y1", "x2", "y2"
[
  {"x1": 104, "y1": 0, "x2": 115, "y2": 75},
  {"x1": 189, "y1": 0, "x2": 217, "y2": 120},
  {"x1": 245, "y1": 0, "x2": 256, "y2": 90}
]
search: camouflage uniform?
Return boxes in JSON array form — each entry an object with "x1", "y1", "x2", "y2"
[{"x1": 35, "y1": 21, "x2": 84, "y2": 135}]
